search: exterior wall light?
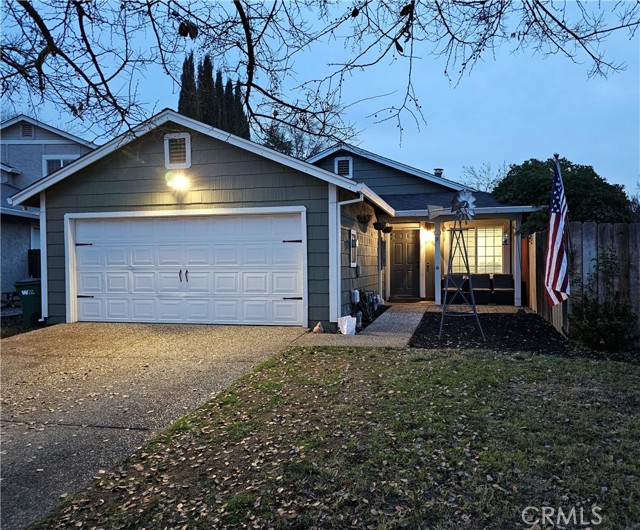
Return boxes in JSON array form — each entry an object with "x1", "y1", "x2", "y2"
[{"x1": 166, "y1": 172, "x2": 190, "y2": 191}]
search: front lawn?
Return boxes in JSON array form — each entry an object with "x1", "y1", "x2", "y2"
[{"x1": 32, "y1": 348, "x2": 639, "y2": 529}]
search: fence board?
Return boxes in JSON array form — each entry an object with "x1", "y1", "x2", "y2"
[{"x1": 531, "y1": 222, "x2": 640, "y2": 347}]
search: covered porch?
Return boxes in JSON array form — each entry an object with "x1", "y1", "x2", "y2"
[{"x1": 377, "y1": 192, "x2": 539, "y2": 307}]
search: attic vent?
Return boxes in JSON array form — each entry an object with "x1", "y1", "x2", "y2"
[
  {"x1": 164, "y1": 133, "x2": 191, "y2": 169},
  {"x1": 335, "y1": 157, "x2": 352, "y2": 178},
  {"x1": 21, "y1": 123, "x2": 34, "y2": 138}
]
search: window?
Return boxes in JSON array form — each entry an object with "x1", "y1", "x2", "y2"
[
  {"x1": 350, "y1": 228, "x2": 358, "y2": 267},
  {"x1": 477, "y1": 227, "x2": 503, "y2": 273},
  {"x1": 335, "y1": 157, "x2": 352, "y2": 178},
  {"x1": 21, "y1": 123, "x2": 34, "y2": 138},
  {"x1": 42, "y1": 156, "x2": 78, "y2": 176},
  {"x1": 449, "y1": 227, "x2": 503, "y2": 274},
  {"x1": 164, "y1": 133, "x2": 191, "y2": 169}
]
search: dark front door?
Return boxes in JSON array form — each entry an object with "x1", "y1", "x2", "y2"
[{"x1": 390, "y1": 229, "x2": 420, "y2": 298}]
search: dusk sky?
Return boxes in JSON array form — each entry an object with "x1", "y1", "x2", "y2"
[{"x1": 14, "y1": 5, "x2": 640, "y2": 196}]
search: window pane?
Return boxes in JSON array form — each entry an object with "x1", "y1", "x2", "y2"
[
  {"x1": 477, "y1": 227, "x2": 503, "y2": 274},
  {"x1": 46, "y1": 159, "x2": 62, "y2": 175}
]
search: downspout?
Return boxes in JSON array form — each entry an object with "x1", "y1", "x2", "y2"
[{"x1": 335, "y1": 193, "x2": 364, "y2": 320}]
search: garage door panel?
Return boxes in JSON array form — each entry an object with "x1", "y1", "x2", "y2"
[
  {"x1": 242, "y1": 245, "x2": 269, "y2": 266},
  {"x1": 272, "y1": 300, "x2": 302, "y2": 323},
  {"x1": 243, "y1": 272, "x2": 268, "y2": 294},
  {"x1": 132, "y1": 299, "x2": 156, "y2": 321},
  {"x1": 184, "y1": 271, "x2": 210, "y2": 293},
  {"x1": 78, "y1": 298, "x2": 103, "y2": 320},
  {"x1": 157, "y1": 272, "x2": 182, "y2": 293},
  {"x1": 273, "y1": 245, "x2": 301, "y2": 266},
  {"x1": 106, "y1": 272, "x2": 128, "y2": 293},
  {"x1": 77, "y1": 247, "x2": 103, "y2": 267},
  {"x1": 213, "y1": 245, "x2": 240, "y2": 266},
  {"x1": 158, "y1": 246, "x2": 182, "y2": 266},
  {"x1": 131, "y1": 246, "x2": 155, "y2": 266},
  {"x1": 272, "y1": 272, "x2": 299, "y2": 294},
  {"x1": 213, "y1": 273, "x2": 239, "y2": 294},
  {"x1": 105, "y1": 246, "x2": 128, "y2": 266},
  {"x1": 213, "y1": 300, "x2": 240, "y2": 322},
  {"x1": 75, "y1": 214, "x2": 304, "y2": 325},
  {"x1": 132, "y1": 273, "x2": 156, "y2": 293},
  {"x1": 185, "y1": 245, "x2": 211, "y2": 266},
  {"x1": 78, "y1": 272, "x2": 103, "y2": 293},
  {"x1": 105, "y1": 299, "x2": 129, "y2": 320},
  {"x1": 243, "y1": 300, "x2": 269, "y2": 323},
  {"x1": 157, "y1": 299, "x2": 185, "y2": 321}
]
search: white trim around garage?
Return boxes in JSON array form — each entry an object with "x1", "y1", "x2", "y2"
[
  {"x1": 328, "y1": 184, "x2": 339, "y2": 322},
  {"x1": 64, "y1": 206, "x2": 309, "y2": 326}
]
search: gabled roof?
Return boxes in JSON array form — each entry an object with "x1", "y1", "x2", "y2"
[
  {"x1": 9, "y1": 109, "x2": 394, "y2": 214},
  {"x1": 307, "y1": 143, "x2": 463, "y2": 191},
  {"x1": 0, "y1": 114, "x2": 97, "y2": 148}
]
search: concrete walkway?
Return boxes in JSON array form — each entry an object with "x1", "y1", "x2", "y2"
[
  {"x1": 294, "y1": 303, "x2": 530, "y2": 348},
  {"x1": 295, "y1": 303, "x2": 427, "y2": 348}
]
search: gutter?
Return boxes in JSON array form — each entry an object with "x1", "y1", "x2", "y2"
[{"x1": 394, "y1": 205, "x2": 541, "y2": 219}]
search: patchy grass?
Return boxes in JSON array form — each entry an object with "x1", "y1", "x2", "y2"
[{"x1": 30, "y1": 347, "x2": 640, "y2": 529}]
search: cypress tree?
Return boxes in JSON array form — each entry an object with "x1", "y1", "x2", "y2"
[
  {"x1": 177, "y1": 52, "x2": 197, "y2": 118},
  {"x1": 197, "y1": 55, "x2": 215, "y2": 126},
  {"x1": 234, "y1": 82, "x2": 250, "y2": 139},
  {"x1": 214, "y1": 70, "x2": 225, "y2": 130}
]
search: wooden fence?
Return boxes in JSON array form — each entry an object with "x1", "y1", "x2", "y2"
[{"x1": 525, "y1": 222, "x2": 640, "y2": 343}]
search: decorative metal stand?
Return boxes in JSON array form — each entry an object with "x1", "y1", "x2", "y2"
[{"x1": 439, "y1": 190, "x2": 486, "y2": 341}]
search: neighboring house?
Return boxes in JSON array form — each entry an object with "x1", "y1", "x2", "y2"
[
  {"x1": 10, "y1": 109, "x2": 535, "y2": 328},
  {"x1": 1, "y1": 115, "x2": 95, "y2": 297}
]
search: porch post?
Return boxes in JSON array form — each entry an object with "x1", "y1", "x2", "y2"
[
  {"x1": 434, "y1": 221, "x2": 441, "y2": 305},
  {"x1": 513, "y1": 216, "x2": 522, "y2": 307}
]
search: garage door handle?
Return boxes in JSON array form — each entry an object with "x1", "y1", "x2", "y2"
[
  {"x1": 185, "y1": 270, "x2": 189, "y2": 282},
  {"x1": 282, "y1": 297, "x2": 303, "y2": 300},
  {"x1": 179, "y1": 269, "x2": 182, "y2": 282}
]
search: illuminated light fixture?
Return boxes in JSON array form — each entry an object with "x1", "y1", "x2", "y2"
[
  {"x1": 421, "y1": 228, "x2": 435, "y2": 242},
  {"x1": 166, "y1": 172, "x2": 190, "y2": 191}
]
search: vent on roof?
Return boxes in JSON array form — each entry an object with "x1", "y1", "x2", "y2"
[
  {"x1": 21, "y1": 123, "x2": 34, "y2": 139},
  {"x1": 433, "y1": 168, "x2": 444, "y2": 178},
  {"x1": 164, "y1": 133, "x2": 191, "y2": 169},
  {"x1": 335, "y1": 157, "x2": 352, "y2": 178}
]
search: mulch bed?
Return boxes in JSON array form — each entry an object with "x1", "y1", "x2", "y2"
[{"x1": 410, "y1": 310, "x2": 639, "y2": 363}]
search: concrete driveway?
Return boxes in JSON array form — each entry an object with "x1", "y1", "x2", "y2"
[{"x1": 0, "y1": 322, "x2": 305, "y2": 530}]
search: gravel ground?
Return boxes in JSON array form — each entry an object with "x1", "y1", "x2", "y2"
[{"x1": 0, "y1": 322, "x2": 305, "y2": 530}]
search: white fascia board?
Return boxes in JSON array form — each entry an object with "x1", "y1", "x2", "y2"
[
  {"x1": 394, "y1": 205, "x2": 541, "y2": 219},
  {"x1": 0, "y1": 163, "x2": 22, "y2": 175},
  {"x1": 358, "y1": 184, "x2": 396, "y2": 216},
  {"x1": 0, "y1": 207, "x2": 39, "y2": 219},
  {"x1": 11, "y1": 110, "x2": 360, "y2": 206},
  {"x1": 308, "y1": 143, "x2": 463, "y2": 191},
  {"x1": 0, "y1": 114, "x2": 97, "y2": 148}
]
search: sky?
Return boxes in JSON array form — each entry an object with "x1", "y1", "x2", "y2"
[{"x1": 11, "y1": 3, "x2": 640, "y2": 196}]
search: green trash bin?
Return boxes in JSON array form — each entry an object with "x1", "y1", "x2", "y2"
[{"x1": 15, "y1": 278, "x2": 42, "y2": 328}]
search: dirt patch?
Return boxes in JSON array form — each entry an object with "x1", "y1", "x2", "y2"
[
  {"x1": 410, "y1": 311, "x2": 639, "y2": 363},
  {"x1": 0, "y1": 315, "x2": 38, "y2": 339}
]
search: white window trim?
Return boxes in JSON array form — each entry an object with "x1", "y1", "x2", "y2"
[
  {"x1": 42, "y1": 155, "x2": 80, "y2": 177},
  {"x1": 164, "y1": 132, "x2": 192, "y2": 169},
  {"x1": 350, "y1": 228, "x2": 358, "y2": 268},
  {"x1": 64, "y1": 206, "x2": 307, "y2": 326},
  {"x1": 334, "y1": 156, "x2": 353, "y2": 179}
]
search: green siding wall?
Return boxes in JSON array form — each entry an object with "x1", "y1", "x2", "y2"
[
  {"x1": 314, "y1": 150, "x2": 454, "y2": 196},
  {"x1": 44, "y1": 124, "x2": 330, "y2": 325},
  {"x1": 339, "y1": 198, "x2": 380, "y2": 316}
]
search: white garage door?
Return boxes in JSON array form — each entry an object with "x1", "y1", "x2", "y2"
[{"x1": 74, "y1": 214, "x2": 304, "y2": 325}]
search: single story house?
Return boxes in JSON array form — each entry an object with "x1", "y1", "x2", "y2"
[{"x1": 10, "y1": 110, "x2": 536, "y2": 328}]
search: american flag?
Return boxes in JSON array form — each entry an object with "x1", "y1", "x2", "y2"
[{"x1": 544, "y1": 156, "x2": 570, "y2": 306}]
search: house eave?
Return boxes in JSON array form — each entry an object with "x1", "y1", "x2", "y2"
[
  {"x1": 1, "y1": 206, "x2": 40, "y2": 219},
  {"x1": 10, "y1": 110, "x2": 362, "y2": 206},
  {"x1": 393, "y1": 205, "x2": 542, "y2": 219},
  {"x1": 0, "y1": 114, "x2": 97, "y2": 148}
]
